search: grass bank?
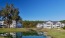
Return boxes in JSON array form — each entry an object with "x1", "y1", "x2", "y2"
[
  {"x1": 39, "y1": 28, "x2": 65, "y2": 38},
  {"x1": 0, "y1": 36, "x2": 4, "y2": 38},
  {"x1": 0, "y1": 28, "x2": 29, "y2": 33}
]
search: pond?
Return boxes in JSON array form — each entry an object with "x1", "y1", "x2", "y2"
[{"x1": 0, "y1": 31, "x2": 51, "y2": 38}]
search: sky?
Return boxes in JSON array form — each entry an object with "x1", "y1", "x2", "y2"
[{"x1": 0, "y1": 0, "x2": 65, "y2": 21}]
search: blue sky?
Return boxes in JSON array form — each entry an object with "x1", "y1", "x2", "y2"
[{"x1": 0, "y1": 0, "x2": 65, "y2": 21}]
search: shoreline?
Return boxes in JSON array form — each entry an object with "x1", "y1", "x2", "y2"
[{"x1": 0, "y1": 28, "x2": 65, "y2": 38}]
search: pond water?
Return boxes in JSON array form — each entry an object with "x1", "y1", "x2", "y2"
[{"x1": 0, "y1": 31, "x2": 50, "y2": 38}]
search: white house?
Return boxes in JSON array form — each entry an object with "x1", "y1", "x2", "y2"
[
  {"x1": 36, "y1": 21, "x2": 65, "y2": 29},
  {"x1": 0, "y1": 21, "x2": 4, "y2": 25},
  {"x1": 43, "y1": 21, "x2": 53, "y2": 29},
  {"x1": 0, "y1": 20, "x2": 22, "y2": 28},
  {"x1": 10, "y1": 20, "x2": 16, "y2": 28},
  {"x1": 36, "y1": 23, "x2": 43, "y2": 29},
  {"x1": 0, "y1": 21, "x2": 6, "y2": 28}
]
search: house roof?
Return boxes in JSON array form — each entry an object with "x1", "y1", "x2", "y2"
[
  {"x1": 43, "y1": 21, "x2": 61, "y2": 25},
  {"x1": 52, "y1": 21, "x2": 58, "y2": 25}
]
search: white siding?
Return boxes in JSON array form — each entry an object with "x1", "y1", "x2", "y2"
[
  {"x1": 36, "y1": 21, "x2": 65, "y2": 29},
  {"x1": 0, "y1": 21, "x2": 4, "y2": 25},
  {"x1": 10, "y1": 20, "x2": 16, "y2": 28},
  {"x1": 36, "y1": 23, "x2": 43, "y2": 28},
  {"x1": 43, "y1": 24, "x2": 51, "y2": 29}
]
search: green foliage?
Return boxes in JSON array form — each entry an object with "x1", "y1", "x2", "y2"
[
  {"x1": 63, "y1": 26, "x2": 65, "y2": 29},
  {"x1": 60, "y1": 20, "x2": 65, "y2": 23},
  {"x1": 22, "y1": 20, "x2": 44, "y2": 28},
  {"x1": 0, "y1": 3, "x2": 22, "y2": 28}
]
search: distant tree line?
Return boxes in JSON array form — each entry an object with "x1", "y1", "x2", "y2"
[
  {"x1": 60, "y1": 20, "x2": 65, "y2": 23},
  {"x1": 22, "y1": 20, "x2": 44, "y2": 28}
]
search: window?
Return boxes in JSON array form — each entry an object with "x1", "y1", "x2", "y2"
[
  {"x1": 57, "y1": 23, "x2": 60, "y2": 25},
  {"x1": 47, "y1": 23, "x2": 50, "y2": 25},
  {"x1": 57, "y1": 26, "x2": 60, "y2": 27},
  {"x1": 47, "y1": 26, "x2": 50, "y2": 27}
]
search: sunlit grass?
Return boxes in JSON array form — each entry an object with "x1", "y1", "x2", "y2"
[
  {"x1": 46, "y1": 28, "x2": 65, "y2": 38},
  {"x1": 0, "y1": 36, "x2": 4, "y2": 38},
  {"x1": 0, "y1": 28, "x2": 29, "y2": 33},
  {"x1": 35, "y1": 28, "x2": 65, "y2": 38}
]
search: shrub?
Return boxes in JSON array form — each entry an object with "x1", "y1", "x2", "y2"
[{"x1": 63, "y1": 26, "x2": 65, "y2": 29}]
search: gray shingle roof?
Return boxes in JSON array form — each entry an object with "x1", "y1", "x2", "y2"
[{"x1": 44, "y1": 21, "x2": 59, "y2": 25}]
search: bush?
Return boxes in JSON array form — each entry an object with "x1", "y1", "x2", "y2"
[{"x1": 63, "y1": 26, "x2": 65, "y2": 29}]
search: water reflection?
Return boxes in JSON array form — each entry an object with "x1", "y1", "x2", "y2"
[
  {"x1": 37, "y1": 31, "x2": 44, "y2": 35},
  {"x1": 16, "y1": 32, "x2": 22, "y2": 38},
  {"x1": 0, "y1": 32, "x2": 48, "y2": 38}
]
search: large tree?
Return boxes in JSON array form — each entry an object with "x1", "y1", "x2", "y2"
[{"x1": 0, "y1": 3, "x2": 22, "y2": 28}]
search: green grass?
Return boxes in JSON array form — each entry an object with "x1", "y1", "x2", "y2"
[
  {"x1": 0, "y1": 28, "x2": 29, "y2": 33},
  {"x1": 0, "y1": 36, "x2": 5, "y2": 38},
  {"x1": 46, "y1": 29, "x2": 65, "y2": 38},
  {"x1": 35, "y1": 28, "x2": 65, "y2": 38}
]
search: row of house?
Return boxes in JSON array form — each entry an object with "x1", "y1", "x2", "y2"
[
  {"x1": 36, "y1": 21, "x2": 65, "y2": 29},
  {"x1": 0, "y1": 20, "x2": 22, "y2": 28}
]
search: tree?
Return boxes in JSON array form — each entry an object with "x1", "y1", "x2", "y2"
[
  {"x1": 0, "y1": 3, "x2": 22, "y2": 28},
  {"x1": 22, "y1": 20, "x2": 44, "y2": 28},
  {"x1": 63, "y1": 26, "x2": 65, "y2": 29},
  {"x1": 60, "y1": 20, "x2": 65, "y2": 23}
]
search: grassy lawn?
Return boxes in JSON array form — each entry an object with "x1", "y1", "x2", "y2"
[
  {"x1": 47, "y1": 29, "x2": 65, "y2": 38},
  {"x1": 0, "y1": 36, "x2": 4, "y2": 38},
  {"x1": 0, "y1": 28, "x2": 29, "y2": 33},
  {"x1": 40, "y1": 28, "x2": 65, "y2": 38}
]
